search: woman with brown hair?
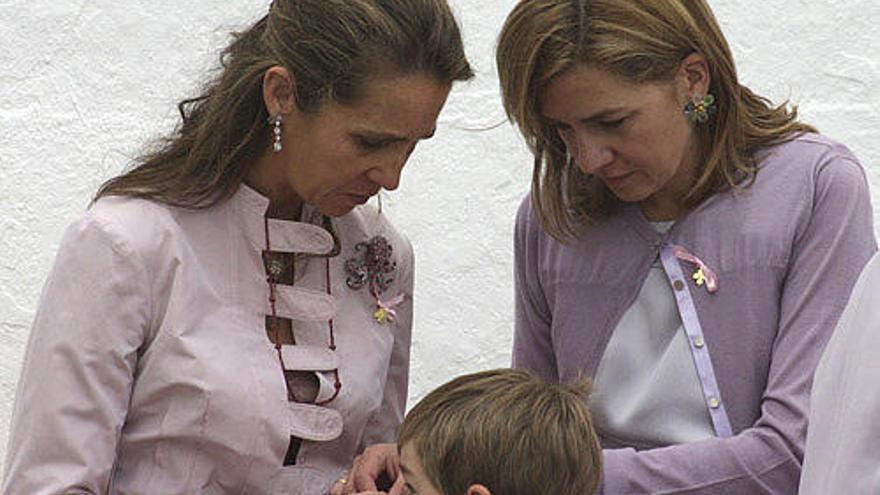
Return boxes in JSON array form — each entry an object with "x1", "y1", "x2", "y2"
[
  {"x1": 498, "y1": 0, "x2": 874, "y2": 493},
  {"x1": 2, "y1": 1, "x2": 471, "y2": 493}
]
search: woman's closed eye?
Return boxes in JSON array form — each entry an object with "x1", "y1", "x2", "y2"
[
  {"x1": 355, "y1": 135, "x2": 391, "y2": 151},
  {"x1": 598, "y1": 116, "x2": 627, "y2": 129}
]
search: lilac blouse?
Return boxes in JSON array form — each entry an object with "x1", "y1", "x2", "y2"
[
  {"x1": 3, "y1": 185, "x2": 414, "y2": 494},
  {"x1": 514, "y1": 134, "x2": 876, "y2": 493}
]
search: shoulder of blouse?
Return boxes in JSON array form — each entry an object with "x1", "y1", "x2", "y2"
[
  {"x1": 755, "y1": 132, "x2": 863, "y2": 173},
  {"x1": 82, "y1": 196, "x2": 182, "y2": 260},
  {"x1": 681, "y1": 132, "x2": 868, "y2": 229}
]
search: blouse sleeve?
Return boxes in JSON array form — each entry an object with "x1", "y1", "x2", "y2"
[
  {"x1": 512, "y1": 196, "x2": 559, "y2": 382},
  {"x1": 600, "y1": 153, "x2": 877, "y2": 493},
  {"x1": 799, "y1": 253, "x2": 880, "y2": 494},
  {"x1": 358, "y1": 239, "x2": 414, "y2": 447},
  {"x1": 2, "y1": 214, "x2": 151, "y2": 494}
]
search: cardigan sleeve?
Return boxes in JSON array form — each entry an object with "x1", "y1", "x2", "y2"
[
  {"x1": 359, "y1": 238, "x2": 414, "y2": 447},
  {"x1": 2, "y1": 214, "x2": 151, "y2": 495},
  {"x1": 512, "y1": 196, "x2": 559, "y2": 382},
  {"x1": 600, "y1": 152, "x2": 877, "y2": 493}
]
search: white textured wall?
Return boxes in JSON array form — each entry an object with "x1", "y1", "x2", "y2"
[{"x1": 1, "y1": 0, "x2": 878, "y2": 468}]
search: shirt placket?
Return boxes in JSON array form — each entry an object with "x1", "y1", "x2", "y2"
[{"x1": 659, "y1": 241, "x2": 733, "y2": 438}]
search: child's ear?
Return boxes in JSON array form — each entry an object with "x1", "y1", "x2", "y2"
[{"x1": 465, "y1": 484, "x2": 492, "y2": 495}]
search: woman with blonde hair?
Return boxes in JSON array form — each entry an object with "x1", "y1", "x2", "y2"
[
  {"x1": 2, "y1": 1, "x2": 472, "y2": 493},
  {"x1": 348, "y1": 1, "x2": 873, "y2": 493},
  {"x1": 497, "y1": 0, "x2": 874, "y2": 492}
]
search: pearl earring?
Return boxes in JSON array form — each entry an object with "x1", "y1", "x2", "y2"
[{"x1": 270, "y1": 115, "x2": 283, "y2": 153}]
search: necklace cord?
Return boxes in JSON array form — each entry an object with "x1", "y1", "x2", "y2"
[{"x1": 263, "y1": 215, "x2": 342, "y2": 405}]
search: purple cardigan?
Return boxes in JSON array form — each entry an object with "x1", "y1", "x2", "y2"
[{"x1": 513, "y1": 134, "x2": 876, "y2": 494}]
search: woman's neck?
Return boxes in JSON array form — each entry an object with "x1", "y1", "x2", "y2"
[
  {"x1": 640, "y1": 197, "x2": 689, "y2": 221},
  {"x1": 640, "y1": 140, "x2": 701, "y2": 221},
  {"x1": 246, "y1": 152, "x2": 304, "y2": 221}
]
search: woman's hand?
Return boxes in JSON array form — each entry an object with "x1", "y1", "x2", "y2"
[{"x1": 331, "y1": 443, "x2": 405, "y2": 495}]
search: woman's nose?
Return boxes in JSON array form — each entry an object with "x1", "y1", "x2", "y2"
[
  {"x1": 367, "y1": 156, "x2": 405, "y2": 191},
  {"x1": 569, "y1": 134, "x2": 613, "y2": 175}
]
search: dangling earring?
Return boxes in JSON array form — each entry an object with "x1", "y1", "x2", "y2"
[
  {"x1": 270, "y1": 114, "x2": 283, "y2": 152},
  {"x1": 684, "y1": 93, "x2": 716, "y2": 124},
  {"x1": 377, "y1": 190, "x2": 384, "y2": 215}
]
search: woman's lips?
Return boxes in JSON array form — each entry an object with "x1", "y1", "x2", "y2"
[
  {"x1": 347, "y1": 193, "x2": 372, "y2": 205},
  {"x1": 602, "y1": 172, "x2": 634, "y2": 188}
]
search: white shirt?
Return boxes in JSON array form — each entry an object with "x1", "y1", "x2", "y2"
[
  {"x1": 799, "y1": 253, "x2": 880, "y2": 494},
  {"x1": 590, "y1": 221, "x2": 715, "y2": 449}
]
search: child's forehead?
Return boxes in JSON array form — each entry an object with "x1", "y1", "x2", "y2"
[
  {"x1": 399, "y1": 442, "x2": 444, "y2": 495},
  {"x1": 398, "y1": 441, "x2": 419, "y2": 475}
]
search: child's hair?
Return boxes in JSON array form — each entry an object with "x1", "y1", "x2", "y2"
[{"x1": 398, "y1": 368, "x2": 602, "y2": 495}]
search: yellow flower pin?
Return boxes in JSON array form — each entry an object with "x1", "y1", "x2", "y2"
[
  {"x1": 692, "y1": 268, "x2": 707, "y2": 286},
  {"x1": 374, "y1": 307, "x2": 391, "y2": 324},
  {"x1": 373, "y1": 294, "x2": 404, "y2": 325}
]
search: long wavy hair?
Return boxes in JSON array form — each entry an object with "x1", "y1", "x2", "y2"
[
  {"x1": 497, "y1": 0, "x2": 816, "y2": 241},
  {"x1": 95, "y1": 0, "x2": 473, "y2": 208}
]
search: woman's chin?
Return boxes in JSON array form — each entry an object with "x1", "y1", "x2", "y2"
[
  {"x1": 606, "y1": 185, "x2": 651, "y2": 204},
  {"x1": 316, "y1": 206, "x2": 354, "y2": 218},
  {"x1": 315, "y1": 199, "x2": 361, "y2": 218}
]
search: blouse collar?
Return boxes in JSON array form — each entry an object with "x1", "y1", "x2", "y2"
[{"x1": 232, "y1": 183, "x2": 336, "y2": 256}]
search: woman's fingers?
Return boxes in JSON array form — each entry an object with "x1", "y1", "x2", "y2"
[
  {"x1": 350, "y1": 443, "x2": 401, "y2": 492},
  {"x1": 330, "y1": 471, "x2": 350, "y2": 495},
  {"x1": 387, "y1": 472, "x2": 407, "y2": 495}
]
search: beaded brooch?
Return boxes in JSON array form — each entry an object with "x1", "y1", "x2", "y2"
[{"x1": 344, "y1": 236, "x2": 405, "y2": 324}]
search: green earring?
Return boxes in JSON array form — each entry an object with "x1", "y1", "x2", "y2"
[{"x1": 684, "y1": 94, "x2": 716, "y2": 124}]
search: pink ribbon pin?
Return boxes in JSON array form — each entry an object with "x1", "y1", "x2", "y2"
[
  {"x1": 672, "y1": 245, "x2": 719, "y2": 293},
  {"x1": 374, "y1": 293, "x2": 405, "y2": 324}
]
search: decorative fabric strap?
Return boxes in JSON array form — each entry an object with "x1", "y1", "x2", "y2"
[
  {"x1": 661, "y1": 243, "x2": 733, "y2": 438},
  {"x1": 672, "y1": 245, "x2": 719, "y2": 293}
]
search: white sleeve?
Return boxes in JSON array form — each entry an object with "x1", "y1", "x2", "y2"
[
  {"x1": 2, "y1": 214, "x2": 151, "y2": 494},
  {"x1": 799, "y1": 253, "x2": 880, "y2": 495}
]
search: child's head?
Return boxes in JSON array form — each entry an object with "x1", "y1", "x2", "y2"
[{"x1": 397, "y1": 368, "x2": 602, "y2": 495}]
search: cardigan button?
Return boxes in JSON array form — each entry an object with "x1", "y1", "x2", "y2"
[
  {"x1": 708, "y1": 396, "x2": 721, "y2": 409},
  {"x1": 693, "y1": 337, "x2": 705, "y2": 348},
  {"x1": 673, "y1": 280, "x2": 685, "y2": 291}
]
